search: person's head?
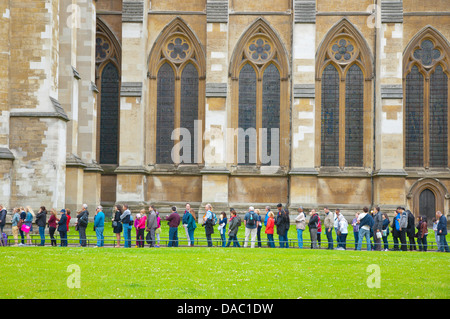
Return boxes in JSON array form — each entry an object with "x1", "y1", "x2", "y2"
[
  {"x1": 50, "y1": 208, "x2": 57, "y2": 216},
  {"x1": 189, "y1": 208, "x2": 196, "y2": 221},
  {"x1": 140, "y1": 209, "x2": 146, "y2": 216},
  {"x1": 97, "y1": 205, "x2": 103, "y2": 212},
  {"x1": 375, "y1": 206, "x2": 381, "y2": 213},
  {"x1": 268, "y1": 211, "x2": 274, "y2": 218},
  {"x1": 265, "y1": 206, "x2": 270, "y2": 212},
  {"x1": 231, "y1": 210, "x2": 237, "y2": 217},
  {"x1": 66, "y1": 209, "x2": 71, "y2": 216},
  {"x1": 116, "y1": 204, "x2": 123, "y2": 213},
  {"x1": 82, "y1": 203, "x2": 88, "y2": 211},
  {"x1": 205, "y1": 203, "x2": 212, "y2": 211},
  {"x1": 136, "y1": 213, "x2": 141, "y2": 219},
  {"x1": 221, "y1": 211, "x2": 226, "y2": 219},
  {"x1": 26, "y1": 206, "x2": 34, "y2": 215},
  {"x1": 255, "y1": 209, "x2": 260, "y2": 215},
  {"x1": 277, "y1": 203, "x2": 282, "y2": 211},
  {"x1": 324, "y1": 207, "x2": 329, "y2": 213},
  {"x1": 436, "y1": 211, "x2": 442, "y2": 218},
  {"x1": 172, "y1": 206, "x2": 177, "y2": 212},
  {"x1": 382, "y1": 213, "x2": 388, "y2": 220},
  {"x1": 60, "y1": 209, "x2": 66, "y2": 215},
  {"x1": 363, "y1": 206, "x2": 369, "y2": 213},
  {"x1": 396, "y1": 206, "x2": 402, "y2": 213},
  {"x1": 355, "y1": 212, "x2": 359, "y2": 217},
  {"x1": 148, "y1": 205, "x2": 153, "y2": 212},
  {"x1": 0, "y1": 204, "x2": 3, "y2": 210},
  {"x1": 298, "y1": 206, "x2": 303, "y2": 213},
  {"x1": 185, "y1": 203, "x2": 190, "y2": 210},
  {"x1": 310, "y1": 209, "x2": 316, "y2": 215},
  {"x1": 335, "y1": 208, "x2": 340, "y2": 215},
  {"x1": 249, "y1": 206, "x2": 254, "y2": 212},
  {"x1": 40, "y1": 206, "x2": 46, "y2": 213},
  {"x1": 123, "y1": 204, "x2": 129, "y2": 210}
]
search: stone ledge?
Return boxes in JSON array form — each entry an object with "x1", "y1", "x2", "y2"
[{"x1": 0, "y1": 148, "x2": 15, "y2": 160}]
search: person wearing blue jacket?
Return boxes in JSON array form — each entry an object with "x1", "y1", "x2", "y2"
[
  {"x1": 94, "y1": 206, "x2": 105, "y2": 248},
  {"x1": 436, "y1": 211, "x2": 449, "y2": 252},
  {"x1": 58, "y1": 209, "x2": 68, "y2": 247}
]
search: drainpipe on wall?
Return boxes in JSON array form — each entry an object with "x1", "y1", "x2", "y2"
[{"x1": 371, "y1": 0, "x2": 378, "y2": 211}]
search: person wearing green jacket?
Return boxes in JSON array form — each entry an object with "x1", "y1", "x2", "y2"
[{"x1": 186, "y1": 208, "x2": 197, "y2": 247}]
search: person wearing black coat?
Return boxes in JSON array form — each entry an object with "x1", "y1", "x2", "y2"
[
  {"x1": 308, "y1": 210, "x2": 319, "y2": 249},
  {"x1": 58, "y1": 209, "x2": 68, "y2": 247},
  {"x1": 203, "y1": 215, "x2": 214, "y2": 247},
  {"x1": 35, "y1": 206, "x2": 47, "y2": 246},
  {"x1": 275, "y1": 204, "x2": 289, "y2": 248}
]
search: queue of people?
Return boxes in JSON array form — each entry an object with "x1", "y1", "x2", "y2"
[{"x1": 0, "y1": 202, "x2": 448, "y2": 252}]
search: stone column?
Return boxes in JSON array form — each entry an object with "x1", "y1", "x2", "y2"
[
  {"x1": 201, "y1": 0, "x2": 230, "y2": 213},
  {"x1": 289, "y1": 0, "x2": 318, "y2": 210},
  {"x1": 373, "y1": 0, "x2": 407, "y2": 209},
  {"x1": 115, "y1": 0, "x2": 148, "y2": 208}
]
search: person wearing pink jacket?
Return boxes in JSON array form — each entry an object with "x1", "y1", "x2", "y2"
[{"x1": 135, "y1": 210, "x2": 147, "y2": 248}]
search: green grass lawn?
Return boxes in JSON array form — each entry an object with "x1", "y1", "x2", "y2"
[
  {"x1": 1, "y1": 221, "x2": 449, "y2": 299},
  {"x1": 1, "y1": 245, "x2": 449, "y2": 299}
]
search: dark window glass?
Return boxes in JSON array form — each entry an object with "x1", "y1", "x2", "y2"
[
  {"x1": 429, "y1": 65, "x2": 448, "y2": 167},
  {"x1": 262, "y1": 63, "x2": 280, "y2": 166},
  {"x1": 405, "y1": 65, "x2": 424, "y2": 167},
  {"x1": 156, "y1": 63, "x2": 175, "y2": 164},
  {"x1": 238, "y1": 63, "x2": 257, "y2": 165},
  {"x1": 321, "y1": 64, "x2": 340, "y2": 166},
  {"x1": 345, "y1": 64, "x2": 364, "y2": 167},
  {"x1": 99, "y1": 62, "x2": 119, "y2": 164},
  {"x1": 180, "y1": 63, "x2": 199, "y2": 164}
]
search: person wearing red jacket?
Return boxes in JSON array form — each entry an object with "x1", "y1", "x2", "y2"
[{"x1": 265, "y1": 211, "x2": 275, "y2": 248}]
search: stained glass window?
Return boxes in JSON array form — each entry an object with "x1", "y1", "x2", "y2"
[
  {"x1": 405, "y1": 65, "x2": 424, "y2": 167},
  {"x1": 180, "y1": 63, "x2": 199, "y2": 164},
  {"x1": 238, "y1": 63, "x2": 257, "y2": 165},
  {"x1": 345, "y1": 64, "x2": 364, "y2": 167},
  {"x1": 156, "y1": 63, "x2": 175, "y2": 164},
  {"x1": 261, "y1": 63, "x2": 280, "y2": 166},
  {"x1": 321, "y1": 64, "x2": 340, "y2": 167},
  {"x1": 429, "y1": 65, "x2": 448, "y2": 167},
  {"x1": 99, "y1": 62, "x2": 119, "y2": 165}
]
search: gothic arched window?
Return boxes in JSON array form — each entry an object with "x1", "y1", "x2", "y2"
[{"x1": 404, "y1": 28, "x2": 449, "y2": 168}]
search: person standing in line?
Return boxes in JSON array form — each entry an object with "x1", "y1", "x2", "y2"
[
  {"x1": 202, "y1": 204, "x2": 215, "y2": 247},
  {"x1": 77, "y1": 204, "x2": 89, "y2": 247},
  {"x1": 35, "y1": 206, "x2": 47, "y2": 246},
  {"x1": 294, "y1": 207, "x2": 306, "y2": 249},
  {"x1": 58, "y1": 209, "x2": 68, "y2": 247},
  {"x1": 47, "y1": 208, "x2": 58, "y2": 247},
  {"x1": 187, "y1": 208, "x2": 197, "y2": 247},
  {"x1": 416, "y1": 215, "x2": 428, "y2": 252},
  {"x1": 381, "y1": 213, "x2": 390, "y2": 251},
  {"x1": 219, "y1": 211, "x2": 227, "y2": 247},
  {"x1": 94, "y1": 205, "x2": 105, "y2": 248},
  {"x1": 399, "y1": 207, "x2": 408, "y2": 251},
  {"x1": 24, "y1": 206, "x2": 34, "y2": 246},
  {"x1": 406, "y1": 210, "x2": 416, "y2": 251},
  {"x1": 66, "y1": 209, "x2": 71, "y2": 234},
  {"x1": 275, "y1": 204, "x2": 289, "y2": 248},
  {"x1": 182, "y1": 203, "x2": 192, "y2": 246},
  {"x1": 436, "y1": 211, "x2": 449, "y2": 252},
  {"x1": 155, "y1": 211, "x2": 162, "y2": 247},
  {"x1": 356, "y1": 207, "x2": 373, "y2": 251},
  {"x1": 308, "y1": 209, "x2": 319, "y2": 249},
  {"x1": 351, "y1": 212, "x2": 360, "y2": 249},
  {"x1": 0, "y1": 204, "x2": 7, "y2": 235},
  {"x1": 391, "y1": 208, "x2": 401, "y2": 250},
  {"x1": 323, "y1": 207, "x2": 334, "y2": 250},
  {"x1": 166, "y1": 206, "x2": 181, "y2": 247},
  {"x1": 120, "y1": 204, "x2": 133, "y2": 248},
  {"x1": 137, "y1": 209, "x2": 146, "y2": 248},
  {"x1": 226, "y1": 209, "x2": 241, "y2": 247},
  {"x1": 284, "y1": 208, "x2": 290, "y2": 247},
  {"x1": 244, "y1": 206, "x2": 258, "y2": 248},
  {"x1": 146, "y1": 205, "x2": 158, "y2": 247},
  {"x1": 112, "y1": 204, "x2": 123, "y2": 248},
  {"x1": 11, "y1": 208, "x2": 20, "y2": 246},
  {"x1": 432, "y1": 217, "x2": 439, "y2": 250},
  {"x1": 134, "y1": 213, "x2": 141, "y2": 248},
  {"x1": 18, "y1": 207, "x2": 26, "y2": 245},
  {"x1": 335, "y1": 209, "x2": 348, "y2": 250},
  {"x1": 373, "y1": 207, "x2": 383, "y2": 251},
  {"x1": 263, "y1": 206, "x2": 271, "y2": 227},
  {"x1": 265, "y1": 211, "x2": 275, "y2": 248},
  {"x1": 255, "y1": 209, "x2": 263, "y2": 247}
]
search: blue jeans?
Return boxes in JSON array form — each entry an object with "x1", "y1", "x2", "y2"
[
  {"x1": 357, "y1": 228, "x2": 371, "y2": 251},
  {"x1": 227, "y1": 235, "x2": 240, "y2": 247},
  {"x1": 168, "y1": 227, "x2": 178, "y2": 247},
  {"x1": 39, "y1": 226, "x2": 45, "y2": 246},
  {"x1": 220, "y1": 231, "x2": 226, "y2": 247},
  {"x1": 296, "y1": 229, "x2": 304, "y2": 248},
  {"x1": 123, "y1": 224, "x2": 131, "y2": 248},
  {"x1": 95, "y1": 227, "x2": 104, "y2": 247},
  {"x1": 279, "y1": 234, "x2": 288, "y2": 248},
  {"x1": 326, "y1": 229, "x2": 334, "y2": 249},
  {"x1": 267, "y1": 234, "x2": 275, "y2": 248},
  {"x1": 188, "y1": 229, "x2": 195, "y2": 246},
  {"x1": 438, "y1": 234, "x2": 449, "y2": 252}
]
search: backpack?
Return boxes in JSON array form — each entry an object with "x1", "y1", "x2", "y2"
[
  {"x1": 211, "y1": 212, "x2": 217, "y2": 226},
  {"x1": 247, "y1": 212, "x2": 256, "y2": 227}
]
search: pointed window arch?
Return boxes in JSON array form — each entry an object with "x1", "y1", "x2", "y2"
[
  {"x1": 96, "y1": 18, "x2": 121, "y2": 165},
  {"x1": 229, "y1": 18, "x2": 289, "y2": 167},
  {"x1": 403, "y1": 27, "x2": 450, "y2": 169},
  {"x1": 316, "y1": 19, "x2": 373, "y2": 169},
  {"x1": 148, "y1": 18, "x2": 206, "y2": 165}
]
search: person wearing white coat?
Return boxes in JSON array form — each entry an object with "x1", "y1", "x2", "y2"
[{"x1": 335, "y1": 209, "x2": 348, "y2": 250}]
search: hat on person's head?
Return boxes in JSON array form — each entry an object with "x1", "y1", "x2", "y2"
[
  {"x1": 60, "y1": 209, "x2": 66, "y2": 213},
  {"x1": 277, "y1": 203, "x2": 283, "y2": 208}
]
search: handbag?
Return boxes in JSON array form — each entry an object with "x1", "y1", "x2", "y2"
[
  {"x1": 112, "y1": 221, "x2": 118, "y2": 228},
  {"x1": 21, "y1": 224, "x2": 30, "y2": 233}
]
